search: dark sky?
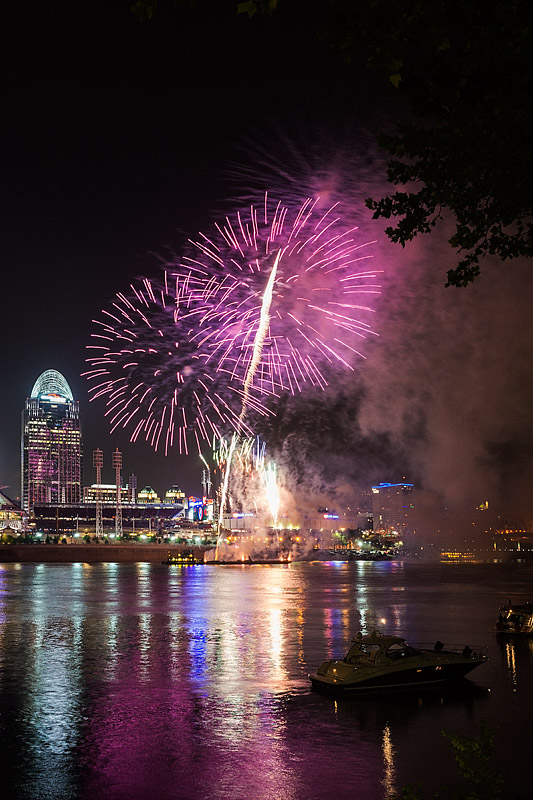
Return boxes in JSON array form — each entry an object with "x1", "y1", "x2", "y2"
[
  {"x1": 3, "y1": 1, "x2": 533, "y2": 537},
  {"x1": 2, "y1": 0, "x2": 365, "y2": 498}
]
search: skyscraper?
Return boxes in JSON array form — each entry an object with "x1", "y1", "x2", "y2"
[
  {"x1": 371, "y1": 482, "x2": 414, "y2": 534},
  {"x1": 21, "y1": 370, "x2": 82, "y2": 512}
]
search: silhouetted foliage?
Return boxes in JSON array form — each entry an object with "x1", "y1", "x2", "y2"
[
  {"x1": 130, "y1": 0, "x2": 533, "y2": 286},
  {"x1": 400, "y1": 722, "x2": 503, "y2": 800},
  {"x1": 325, "y1": 0, "x2": 533, "y2": 286}
]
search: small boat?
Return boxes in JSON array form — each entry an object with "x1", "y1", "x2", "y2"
[
  {"x1": 162, "y1": 551, "x2": 201, "y2": 565},
  {"x1": 495, "y1": 600, "x2": 533, "y2": 635},
  {"x1": 309, "y1": 630, "x2": 488, "y2": 693}
]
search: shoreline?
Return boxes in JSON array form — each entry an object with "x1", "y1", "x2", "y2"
[
  {"x1": 0, "y1": 544, "x2": 526, "y2": 564},
  {"x1": 0, "y1": 544, "x2": 210, "y2": 563}
]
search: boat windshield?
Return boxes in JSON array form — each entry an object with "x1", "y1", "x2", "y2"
[
  {"x1": 359, "y1": 644, "x2": 380, "y2": 658},
  {"x1": 344, "y1": 642, "x2": 380, "y2": 663},
  {"x1": 386, "y1": 642, "x2": 418, "y2": 660}
]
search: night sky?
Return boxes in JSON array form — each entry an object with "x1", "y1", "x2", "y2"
[{"x1": 3, "y1": 2, "x2": 533, "y2": 538}]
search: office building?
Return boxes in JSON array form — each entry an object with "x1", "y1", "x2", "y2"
[
  {"x1": 371, "y1": 482, "x2": 414, "y2": 534},
  {"x1": 21, "y1": 370, "x2": 82, "y2": 512}
]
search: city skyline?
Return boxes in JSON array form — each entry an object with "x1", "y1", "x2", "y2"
[{"x1": 2, "y1": 3, "x2": 533, "y2": 528}]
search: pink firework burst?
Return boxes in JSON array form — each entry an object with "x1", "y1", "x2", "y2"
[
  {"x1": 83, "y1": 269, "x2": 272, "y2": 455},
  {"x1": 84, "y1": 194, "x2": 380, "y2": 455},
  {"x1": 183, "y1": 194, "x2": 380, "y2": 396}
]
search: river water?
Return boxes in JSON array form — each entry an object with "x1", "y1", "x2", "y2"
[{"x1": 0, "y1": 559, "x2": 530, "y2": 800}]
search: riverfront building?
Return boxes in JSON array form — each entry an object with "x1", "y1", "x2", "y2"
[
  {"x1": 21, "y1": 370, "x2": 82, "y2": 512},
  {"x1": 371, "y1": 481, "x2": 414, "y2": 535},
  {"x1": 0, "y1": 489, "x2": 26, "y2": 532}
]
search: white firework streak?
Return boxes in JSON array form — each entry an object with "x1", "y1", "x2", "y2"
[
  {"x1": 239, "y1": 249, "x2": 281, "y2": 422},
  {"x1": 218, "y1": 251, "x2": 280, "y2": 539}
]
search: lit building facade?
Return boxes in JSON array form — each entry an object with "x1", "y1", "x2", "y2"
[
  {"x1": 83, "y1": 484, "x2": 129, "y2": 504},
  {"x1": 371, "y1": 482, "x2": 414, "y2": 534},
  {"x1": 21, "y1": 370, "x2": 82, "y2": 512},
  {"x1": 165, "y1": 485, "x2": 186, "y2": 504},
  {"x1": 137, "y1": 486, "x2": 161, "y2": 504}
]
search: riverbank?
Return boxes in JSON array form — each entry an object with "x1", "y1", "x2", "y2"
[
  {"x1": 0, "y1": 544, "x2": 524, "y2": 564},
  {"x1": 0, "y1": 544, "x2": 210, "y2": 563}
]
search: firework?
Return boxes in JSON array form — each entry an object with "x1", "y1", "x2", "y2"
[
  {"x1": 84, "y1": 194, "x2": 379, "y2": 454},
  {"x1": 183, "y1": 194, "x2": 380, "y2": 400},
  {"x1": 83, "y1": 272, "x2": 272, "y2": 455},
  {"x1": 262, "y1": 461, "x2": 280, "y2": 528},
  {"x1": 212, "y1": 433, "x2": 280, "y2": 541}
]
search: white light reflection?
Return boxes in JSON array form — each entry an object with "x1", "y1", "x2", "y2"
[
  {"x1": 168, "y1": 611, "x2": 184, "y2": 682},
  {"x1": 136, "y1": 562, "x2": 152, "y2": 609},
  {"x1": 296, "y1": 606, "x2": 305, "y2": 667},
  {"x1": 505, "y1": 642, "x2": 517, "y2": 690},
  {"x1": 102, "y1": 614, "x2": 120, "y2": 681},
  {"x1": 381, "y1": 723, "x2": 397, "y2": 799},
  {"x1": 134, "y1": 564, "x2": 153, "y2": 681},
  {"x1": 103, "y1": 562, "x2": 120, "y2": 614},
  {"x1": 260, "y1": 572, "x2": 289, "y2": 687},
  {"x1": 138, "y1": 612, "x2": 152, "y2": 680},
  {"x1": 269, "y1": 605, "x2": 284, "y2": 683},
  {"x1": 21, "y1": 566, "x2": 84, "y2": 797},
  {"x1": 323, "y1": 607, "x2": 336, "y2": 656},
  {"x1": 165, "y1": 565, "x2": 190, "y2": 682}
]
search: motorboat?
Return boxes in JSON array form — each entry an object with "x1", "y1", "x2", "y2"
[
  {"x1": 309, "y1": 630, "x2": 488, "y2": 693},
  {"x1": 495, "y1": 600, "x2": 533, "y2": 635},
  {"x1": 161, "y1": 551, "x2": 201, "y2": 565}
]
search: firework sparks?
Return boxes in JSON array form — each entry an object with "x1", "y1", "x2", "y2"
[
  {"x1": 84, "y1": 194, "x2": 379, "y2": 456},
  {"x1": 184, "y1": 194, "x2": 380, "y2": 398},
  {"x1": 213, "y1": 432, "x2": 281, "y2": 550},
  {"x1": 262, "y1": 461, "x2": 280, "y2": 528},
  {"x1": 239, "y1": 248, "x2": 280, "y2": 421},
  {"x1": 83, "y1": 271, "x2": 271, "y2": 455}
]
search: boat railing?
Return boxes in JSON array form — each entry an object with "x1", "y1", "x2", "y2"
[{"x1": 412, "y1": 642, "x2": 488, "y2": 658}]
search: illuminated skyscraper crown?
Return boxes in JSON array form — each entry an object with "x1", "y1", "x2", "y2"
[{"x1": 30, "y1": 370, "x2": 74, "y2": 401}]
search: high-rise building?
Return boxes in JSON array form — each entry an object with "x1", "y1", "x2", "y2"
[
  {"x1": 21, "y1": 370, "x2": 82, "y2": 512},
  {"x1": 371, "y1": 482, "x2": 414, "y2": 534}
]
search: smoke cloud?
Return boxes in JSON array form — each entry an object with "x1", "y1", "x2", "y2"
[{"x1": 227, "y1": 116, "x2": 533, "y2": 534}]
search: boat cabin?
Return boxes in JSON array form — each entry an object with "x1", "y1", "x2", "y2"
[
  {"x1": 496, "y1": 602, "x2": 533, "y2": 634},
  {"x1": 344, "y1": 632, "x2": 420, "y2": 665}
]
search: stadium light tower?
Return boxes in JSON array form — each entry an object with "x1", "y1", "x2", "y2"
[
  {"x1": 112, "y1": 448, "x2": 123, "y2": 538},
  {"x1": 93, "y1": 449, "x2": 104, "y2": 537}
]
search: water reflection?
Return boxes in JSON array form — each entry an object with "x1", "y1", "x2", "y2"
[
  {"x1": 103, "y1": 614, "x2": 120, "y2": 681},
  {"x1": 0, "y1": 565, "x2": 8, "y2": 625},
  {"x1": 0, "y1": 562, "x2": 531, "y2": 800},
  {"x1": 381, "y1": 723, "x2": 397, "y2": 799},
  {"x1": 495, "y1": 633, "x2": 533, "y2": 717},
  {"x1": 504, "y1": 641, "x2": 517, "y2": 689},
  {"x1": 18, "y1": 615, "x2": 82, "y2": 798}
]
